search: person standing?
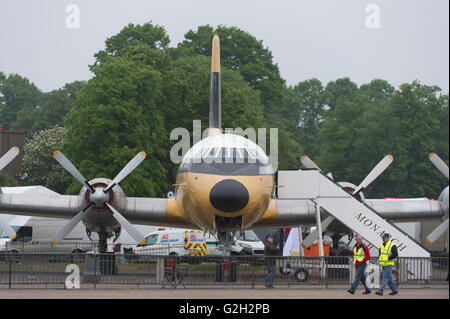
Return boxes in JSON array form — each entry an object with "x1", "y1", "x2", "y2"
[
  {"x1": 376, "y1": 233, "x2": 399, "y2": 296},
  {"x1": 264, "y1": 234, "x2": 279, "y2": 288},
  {"x1": 348, "y1": 235, "x2": 371, "y2": 294}
]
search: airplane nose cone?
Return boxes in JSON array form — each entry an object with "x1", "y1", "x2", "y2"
[{"x1": 209, "y1": 179, "x2": 249, "y2": 213}]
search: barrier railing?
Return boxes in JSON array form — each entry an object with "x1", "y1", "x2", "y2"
[{"x1": 0, "y1": 254, "x2": 447, "y2": 289}]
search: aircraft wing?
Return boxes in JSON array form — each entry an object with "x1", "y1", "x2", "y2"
[
  {"x1": 0, "y1": 186, "x2": 198, "y2": 230},
  {"x1": 252, "y1": 197, "x2": 444, "y2": 229},
  {"x1": 0, "y1": 186, "x2": 80, "y2": 219},
  {"x1": 365, "y1": 198, "x2": 443, "y2": 221}
]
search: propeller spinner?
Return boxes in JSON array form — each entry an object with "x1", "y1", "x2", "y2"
[{"x1": 52, "y1": 151, "x2": 147, "y2": 245}]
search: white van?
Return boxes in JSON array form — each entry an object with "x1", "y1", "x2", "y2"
[
  {"x1": 205, "y1": 230, "x2": 265, "y2": 256},
  {"x1": 133, "y1": 228, "x2": 207, "y2": 256}
]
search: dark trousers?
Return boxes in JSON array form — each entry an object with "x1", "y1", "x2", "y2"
[
  {"x1": 350, "y1": 263, "x2": 371, "y2": 292},
  {"x1": 264, "y1": 264, "x2": 275, "y2": 286}
]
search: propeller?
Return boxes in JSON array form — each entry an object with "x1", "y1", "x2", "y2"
[
  {"x1": 425, "y1": 153, "x2": 449, "y2": 244},
  {"x1": 0, "y1": 146, "x2": 19, "y2": 171},
  {"x1": 52, "y1": 204, "x2": 93, "y2": 243},
  {"x1": 0, "y1": 147, "x2": 20, "y2": 239},
  {"x1": 105, "y1": 203, "x2": 145, "y2": 245},
  {"x1": 53, "y1": 150, "x2": 95, "y2": 192},
  {"x1": 352, "y1": 155, "x2": 393, "y2": 195},
  {"x1": 104, "y1": 151, "x2": 146, "y2": 193},
  {"x1": 52, "y1": 150, "x2": 147, "y2": 244},
  {"x1": 300, "y1": 154, "x2": 394, "y2": 248},
  {"x1": 429, "y1": 153, "x2": 449, "y2": 180},
  {"x1": 426, "y1": 219, "x2": 449, "y2": 245},
  {"x1": 300, "y1": 155, "x2": 320, "y2": 170}
]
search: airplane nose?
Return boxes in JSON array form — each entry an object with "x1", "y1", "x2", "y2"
[{"x1": 209, "y1": 179, "x2": 249, "y2": 213}]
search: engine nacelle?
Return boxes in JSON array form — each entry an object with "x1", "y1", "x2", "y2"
[{"x1": 78, "y1": 178, "x2": 127, "y2": 234}]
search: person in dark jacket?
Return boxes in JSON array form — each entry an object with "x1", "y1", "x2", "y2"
[{"x1": 263, "y1": 235, "x2": 279, "y2": 288}]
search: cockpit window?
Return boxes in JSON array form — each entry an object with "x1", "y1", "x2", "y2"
[
  {"x1": 199, "y1": 147, "x2": 263, "y2": 163},
  {"x1": 178, "y1": 147, "x2": 273, "y2": 176},
  {"x1": 177, "y1": 134, "x2": 274, "y2": 176}
]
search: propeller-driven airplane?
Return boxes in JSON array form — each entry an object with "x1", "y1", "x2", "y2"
[{"x1": 0, "y1": 35, "x2": 448, "y2": 255}]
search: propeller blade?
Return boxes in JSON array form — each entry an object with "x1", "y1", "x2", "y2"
[
  {"x1": 301, "y1": 216, "x2": 335, "y2": 249},
  {"x1": 53, "y1": 151, "x2": 94, "y2": 192},
  {"x1": 426, "y1": 219, "x2": 449, "y2": 244},
  {"x1": 52, "y1": 204, "x2": 93, "y2": 244},
  {"x1": 0, "y1": 147, "x2": 19, "y2": 171},
  {"x1": 0, "y1": 217, "x2": 17, "y2": 240},
  {"x1": 429, "y1": 153, "x2": 449, "y2": 180},
  {"x1": 104, "y1": 151, "x2": 146, "y2": 192},
  {"x1": 353, "y1": 155, "x2": 394, "y2": 195},
  {"x1": 300, "y1": 155, "x2": 321, "y2": 170},
  {"x1": 105, "y1": 202, "x2": 145, "y2": 245}
]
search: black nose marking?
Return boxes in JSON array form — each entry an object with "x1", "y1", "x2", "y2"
[{"x1": 209, "y1": 179, "x2": 249, "y2": 213}]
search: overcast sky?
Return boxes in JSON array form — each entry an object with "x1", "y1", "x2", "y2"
[{"x1": 0, "y1": 0, "x2": 448, "y2": 93}]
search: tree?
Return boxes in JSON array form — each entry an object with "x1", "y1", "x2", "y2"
[
  {"x1": 21, "y1": 126, "x2": 72, "y2": 193},
  {"x1": 283, "y1": 79, "x2": 326, "y2": 159},
  {"x1": 63, "y1": 57, "x2": 168, "y2": 197},
  {"x1": 317, "y1": 79, "x2": 449, "y2": 199},
  {"x1": 322, "y1": 77, "x2": 358, "y2": 112},
  {"x1": 33, "y1": 81, "x2": 86, "y2": 133},
  {"x1": 92, "y1": 22, "x2": 170, "y2": 70},
  {"x1": 163, "y1": 55, "x2": 265, "y2": 130},
  {"x1": 354, "y1": 81, "x2": 448, "y2": 198},
  {"x1": 0, "y1": 73, "x2": 41, "y2": 130},
  {"x1": 172, "y1": 25, "x2": 285, "y2": 115},
  {"x1": 0, "y1": 171, "x2": 18, "y2": 187},
  {"x1": 318, "y1": 93, "x2": 369, "y2": 181},
  {"x1": 10, "y1": 81, "x2": 85, "y2": 138}
]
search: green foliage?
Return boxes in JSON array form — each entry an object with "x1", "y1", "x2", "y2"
[
  {"x1": 92, "y1": 22, "x2": 170, "y2": 70},
  {"x1": 163, "y1": 55, "x2": 266, "y2": 131},
  {"x1": 0, "y1": 171, "x2": 18, "y2": 187},
  {"x1": 11, "y1": 81, "x2": 85, "y2": 138},
  {"x1": 317, "y1": 80, "x2": 448, "y2": 198},
  {"x1": 0, "y1": 73, "x2": 42, "y2": 131},
  {"x1": 173, "y1": 25, "x2": 285, "y2": 114},
  {"x1": 283, "y1": 79, "x2": 325, "y2": 159},
  {"x1": 63, "y1": 56, "x2": 168, "y2": 197},
  {"x1": 21, "y1": 126, "x2": 72, "y2": 193}
]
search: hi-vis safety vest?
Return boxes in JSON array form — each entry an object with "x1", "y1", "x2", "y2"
[
  {"x1": 353, "y1": 245, "x2": 367, "y2": 265},
  {"x1": 379, "y1": 240, "x2": 395, "y2": 266}
]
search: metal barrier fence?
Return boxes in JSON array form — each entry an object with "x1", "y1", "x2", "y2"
[
  {"x1": 0, "y1": 254, "x2": 447, "y2": 289},
  {"x1": 2, "y1": 241, "x2": 173, "y2": 255}
]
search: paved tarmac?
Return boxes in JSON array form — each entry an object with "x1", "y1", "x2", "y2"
[{"x1": 0, "y1": 286, "x2": 448, "y2": 299}]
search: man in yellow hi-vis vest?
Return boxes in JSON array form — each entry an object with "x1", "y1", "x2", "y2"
[
  {"x1": 376, "y1": 233, "x2": 399, "y2": 296},
  {"x1": 348, "y1": 235, "x2": 371, "y2": 294}
]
